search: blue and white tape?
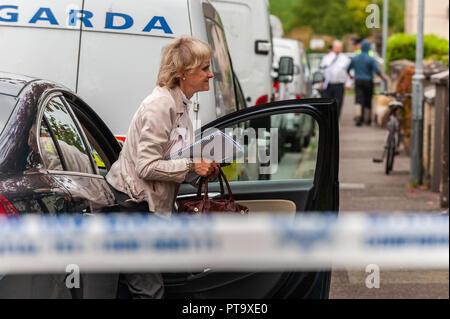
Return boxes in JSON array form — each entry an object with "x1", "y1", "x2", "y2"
[{"x1": 0, "y1": 213, "x2": 448, "y2": 273}]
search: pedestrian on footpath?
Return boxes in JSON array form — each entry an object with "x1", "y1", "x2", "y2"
[
  {"x1": 347, "y1": 39, "x2": 388, "y2": 126},
  {"x1": 319, "y1": 40, "x2": 351, "y2": 118},
  {"x1": 351, "y1": 37, "x2": 374, "y2": 123},
  {"x1": 353, "y1": 37, "x2": 374, "y2": 56}
]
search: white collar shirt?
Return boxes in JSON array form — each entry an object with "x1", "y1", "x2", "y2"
[{"x1": 320, "y1": 52, "x2": 350, "y2": 84}]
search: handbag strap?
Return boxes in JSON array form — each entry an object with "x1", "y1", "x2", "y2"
[
  {"x1": 217, "y1": 170, "x2": 226, "y2": 199},
  {"x1": 194, "y1": 178, "x2": 209, "y2": 214},
  {"x1": 218, "y1": 167, "x2": 234, "y2": 201},
  {"x1": 196, "y1": 177, "x2": 204, "y2": 198},
  {"x1": 196, "y1": 177, "x2": 212, "y2": 200},
  {"x1": 195, "y1": 166, "x2": 231, "y2": 205},
  {"x1": 203, "y1": 177, "x2": 209, "y2": 201},
  {"x1": 320, "y1": 53, "x2": 339, "y2": 71}
]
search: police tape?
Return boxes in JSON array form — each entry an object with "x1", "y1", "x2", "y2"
[{"x1": 0, "y1": 213, "x2": 448, "y2": 273}]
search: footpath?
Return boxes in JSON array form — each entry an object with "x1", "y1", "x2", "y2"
[
  {"x1": 329, "y1": 94, "x2": 448, "y2": 299},
  {"x1": 337, "y1": 94, "x2": 442, "y2": 212}
]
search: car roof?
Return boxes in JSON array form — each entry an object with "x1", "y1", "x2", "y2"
[{"x1": 0, "y1": 72, "x2": 37, "y2": 97}]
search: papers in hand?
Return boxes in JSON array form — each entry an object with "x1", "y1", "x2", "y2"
[{"x1": 165, "y1": 128, "x2": 243, "y2": 163}]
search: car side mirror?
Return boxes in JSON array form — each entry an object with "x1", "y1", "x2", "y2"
[
  {"x1": 312, "y1": 71, "x2": 325, "y2": 84},
  {"x1": 278, "y1": 56, "x2": 294, "y2": 83}
]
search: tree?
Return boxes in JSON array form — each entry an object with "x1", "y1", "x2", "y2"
[
  {"x1": 288, "y1": 0, "x2": 352, "y2": 38},
  {"x1": 268, "y1": 0, "x2": 298, "y2": 33},
  {"x1": 346, "y1": 0, "x2": 374, "y2": 37},
  {"x1": 277, "y1": 0, "x2": 404, "y2": 38}
]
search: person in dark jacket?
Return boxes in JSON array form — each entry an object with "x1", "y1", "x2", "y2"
[{"x1": 347, "y1": 40, "x2": 387, "y2": 126}]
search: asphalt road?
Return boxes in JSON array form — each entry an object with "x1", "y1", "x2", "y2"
[{"x1": 329, "y1": 94, "x2": 448, "y2": 299}]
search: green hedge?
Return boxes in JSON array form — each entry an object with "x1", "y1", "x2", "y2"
[{"x1": 386, "y1": 33, "x2": 449, "y2": 71}]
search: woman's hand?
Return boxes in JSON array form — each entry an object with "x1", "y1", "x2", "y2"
[
  {"x1": 209, "y1": 163, "x2": 220, "y2": 180},
  {"x1": 193, "y1": 158, "x2": 219, "y2": 179}
]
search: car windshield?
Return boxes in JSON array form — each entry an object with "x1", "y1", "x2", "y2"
[{"x1": 0, "y1": 94, "x2": 17, "y2": 137}]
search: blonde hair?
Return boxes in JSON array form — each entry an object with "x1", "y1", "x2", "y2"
[{"x1": 157, "y1": 37, "x2": 213, "y2": 88}]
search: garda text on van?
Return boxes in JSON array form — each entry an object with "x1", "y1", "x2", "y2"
[{"x1": 0, "y1": 4, "x2": 173, "y2": 34}]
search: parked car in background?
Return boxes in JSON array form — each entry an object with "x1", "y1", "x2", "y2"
[
  {"x1": 0, "y1": 71, "x2": 339, "y2": 299},
  {"x1": 0, "y1": 0, "x2": 245, "y2": 139},
  {"x1": 272, "y1": 38, "x2": 315, "y2": 153},
  {"x1": 210, "y1": 0, "x2": 274, "y2": 106},
  {"x1": 270, "y1": 14, "x2": 284, "y2": 38},
  {"x1": 207, "y1": 0, "x2": 274, "y2": 182},
  {"x1": 273, "y1": 37, "x2": 312, "y2": 100}
]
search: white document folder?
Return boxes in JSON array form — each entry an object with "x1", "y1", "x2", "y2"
[{"x1": 165, "y1": 128, "x2": 243, "y2": 163}]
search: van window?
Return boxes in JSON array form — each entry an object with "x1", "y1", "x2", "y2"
[
  {"x1": 205, "y1": 19, "x2": 236, "y2": 118},
  {"x1": 234, "y1": 74, "x2": 246, "y2": 111}
]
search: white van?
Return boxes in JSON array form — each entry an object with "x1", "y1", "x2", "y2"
[
  {"x1": 273, "y1": 37, "x2": 312, "y2": 100},
  {"x1": 0, "y1": 0, "x2": 245, "y2": 140},
  {"x1": 269, "y1": 14, "x2": 283, "y2": 38},
  {"x1": 273, "y1": 38, "x2": 315, "y2": 152},
  {"x1": 209, "y1": 0, "x2": 273, "y2": 106}
]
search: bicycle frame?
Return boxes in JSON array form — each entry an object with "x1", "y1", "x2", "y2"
[
  {"x1": 384, "y1": 110, "x2": 402, "y2": 174},
  {"x1": 372, "y1": 92, "x2": 409, "y2": 174}
]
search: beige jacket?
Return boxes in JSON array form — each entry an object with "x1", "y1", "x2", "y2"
[{"x1": 106, "y1": 86, "x2": 193, "y2": 216}]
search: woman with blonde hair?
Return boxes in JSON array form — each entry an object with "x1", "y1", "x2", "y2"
[{"x1": 106, "y1": 36, "x2": 219, "y2": 298}]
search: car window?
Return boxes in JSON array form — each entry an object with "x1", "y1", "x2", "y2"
[
  {"x1": 79, "y1": 123, "x2": 111, "y2": 176},
  {"x1": 68, "y1": 102, "x2": 115, "y2": 176},
  {"x1": 0, "y1": 94, "x2": 17, "y2": 136},
  {"x1": 205, "y1": 18, "x2": 237, "y2": 118},
  {"x1": 219, "y1": 112, "x2": 318, "y2": 182},
  {"x1": 38, "y1": 119, "x2": 62, "y2": 170},
  {"x1": 40, "y1": 96, "x2": 94, "y2": 174}
]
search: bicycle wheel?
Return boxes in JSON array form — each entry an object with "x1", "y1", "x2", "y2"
[{"x1": 385, "y1": 132, "x2": 395, "y2": 174}]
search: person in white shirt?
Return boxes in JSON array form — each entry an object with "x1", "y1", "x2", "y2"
[{"x1": 320, "y1": 40, "x2": 350, "y2": 118}]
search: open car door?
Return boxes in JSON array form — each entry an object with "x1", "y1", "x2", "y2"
[{"x1": 164, "y1": 98, "x2": 339, "y2": 299}]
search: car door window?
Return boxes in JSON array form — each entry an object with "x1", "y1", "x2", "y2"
[
  {"x1": 219, "y1": 112, "x2": 318, "y2": 182},
  {"x1": 205, "y1": 18, "x2": 237, "y2": 117},
  {"x1": 78, "y1": 123, "x2": 110, "y2": 176},
  {"x1": 68, "y1": 102, "x2": 117, "y2": 176},
  {"x1": 40, "y1": 96, "x2": 94, "y2": 174},
  {"x1": 38, "y1": 118, "x2": 63, "y2": 170}
]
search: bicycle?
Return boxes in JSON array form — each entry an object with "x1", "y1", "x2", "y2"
[{"x1": 372, "y1": 92, "x2": 411, "y2": 175}]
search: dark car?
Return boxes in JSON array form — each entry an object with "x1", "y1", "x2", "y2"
[{"x1": 0, "y1": 72, "x2": 339, "y2": 299}]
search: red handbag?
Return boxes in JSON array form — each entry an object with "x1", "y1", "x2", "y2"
[{"x1": 177, "y1": 167, "x2": 249, "y2": 215}]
